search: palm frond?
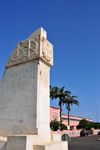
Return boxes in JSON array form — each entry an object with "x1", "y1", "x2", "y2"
[
  {"x1": 64, "y1": 90, "x2": 71, "y2": 95},
  {"x1": 71, "y1": 95, "x2": 77, "y2": 99},
  {"x1": 73, "y1": 99, "x2": 79, "y2": 106},
  {"x1": 60, "y1": 86, "x2": 65, "y2": 93}
]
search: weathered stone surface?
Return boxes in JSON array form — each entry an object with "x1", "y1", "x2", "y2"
[
  {"x1": 0, "y1": 60, "x2": 50, "y2": 141},
  {"x1": 0, "y1": 137, "x2": 7, "y2": 150},
  {"x1": 6, "y1": 136, "x2": 26, "y2": 150},
  {"x1": 6, "y1": 135, "x2": 41, "y2": 150},
  {"x1": 5, "y1": 28, "x2": 53, "y2": 68},
  {"x1": 33, "y1": 141, "x2": 68, "y2": 150},
  {"x1": 28, "y1": 27, "x2": 47, "y2": 39},
  {"x1": 0, "y1": 61, "x2": 38, "y2": 136},
  {"x1": 51, "y1": 134, "x2": 61, "y2": 142}
]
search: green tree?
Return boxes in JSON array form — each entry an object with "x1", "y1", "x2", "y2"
[
  {"x1": 63, "y1": 94, "x2": 79, "y2": 128},
  {"x1": 76, "y1": 119, "x2": 95, "y2": 130},
  {"x1": 77, "y1": 119, "x2": 100, "y2": 130},
  {"x1": 94, "y1": 122, "x2": 100, "y2": 129},
  {"x1": 86, "y1": 122, "x2": 94, "y2": 130},
  {"x1": 78, "y1": 119, "x2": 89, "y2": 129},
  {"x1": 50, "y1": 86, "x2": 71, "y2": 127}
]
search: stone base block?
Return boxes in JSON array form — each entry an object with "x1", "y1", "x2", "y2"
[
  {"x1": 33, "y1": 141, "x2": 68, "y2": 150},
  {"x1": 6, "y1": 135, "x2": 41, "y2": 150},
  {"x1": 0, "y1": 137, "x2": 7, "y2": 150},
  {"x1": 51, "y1": 134, "x2": 61, "y2": 142}
]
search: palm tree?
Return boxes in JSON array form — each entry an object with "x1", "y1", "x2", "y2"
[
  {"x1": 63, "y1": 94, "x2": 79, "y2": 128},
  {"x1": 50, "y1": 86, "x2": 71, "y2": 126}
]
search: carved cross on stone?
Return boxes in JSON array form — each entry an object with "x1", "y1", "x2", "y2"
[{"x1": 23, "y1": 39, "x2": 38, "y2": 58}]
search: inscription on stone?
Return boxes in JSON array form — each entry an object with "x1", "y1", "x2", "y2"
[{"x1": 6, "y1": 66, "x2": 37, "y2": 91}]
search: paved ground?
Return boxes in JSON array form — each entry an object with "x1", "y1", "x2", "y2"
[{"x1": 69, "y1": 135, "x2": 100, "y2": 150}]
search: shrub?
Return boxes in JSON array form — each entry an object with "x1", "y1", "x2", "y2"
[
  {"x1": 60, "y1": 123, "x2": 68, "y2": 130},
  {"x1": 50, "y1": 120, "x2": 59, "y2": 131},
  {"x1": 50, "y1": 120, "x2": 68, "y2": 131}
]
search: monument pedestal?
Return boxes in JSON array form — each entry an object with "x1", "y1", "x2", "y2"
[
  {"x1": 0, "y1": 28, "x2": 68, "y2": 150},
  {"x1": 5, "y1": 135, "x2": 67, "y2": 150},
  {"x1": 0, "y1": 135, "x2": 68, "y2": 150}
]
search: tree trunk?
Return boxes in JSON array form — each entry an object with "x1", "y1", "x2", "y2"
[
  {"x1": 68, "y1": 103, "x2": 70, "y2": 128},
  {"x1": 60, "y1": 104, "x2": 62, "y2": 130}
]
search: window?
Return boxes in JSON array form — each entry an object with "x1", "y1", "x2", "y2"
[{"x1": 52, "y1": 112, "x2": 59, "y2": 121}]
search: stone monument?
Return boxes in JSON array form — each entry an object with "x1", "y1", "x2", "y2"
[{"x1": 0, "y1": 27, "x2": 68, "y2": 150}]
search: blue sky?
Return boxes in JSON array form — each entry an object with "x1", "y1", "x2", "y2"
[{"x1": 0, "y1": 0, "x2": 100, "y2": 122}]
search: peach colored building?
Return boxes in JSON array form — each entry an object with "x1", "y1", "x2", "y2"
[{"x1": 50, "y1": 106, "x2": 92, "y2": 129}]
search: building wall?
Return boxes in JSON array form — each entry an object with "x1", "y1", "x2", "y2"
[
  {"x1": 50, "y1": 106, "x2": 60, "y2": 122},
  {"x1": 50, "y1": 106, "x2": 92, "y2": 127}
]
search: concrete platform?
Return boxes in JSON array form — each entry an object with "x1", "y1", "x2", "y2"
[
  {"x1": 5, "y1": 135, "x2": 68, "y2": 150},
  {"x1": 0, "y1": 136, "x2": 7, "y2": 150},
  {"x1": 33, "y1": 141, "x2": 68, "y2": 150}
]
